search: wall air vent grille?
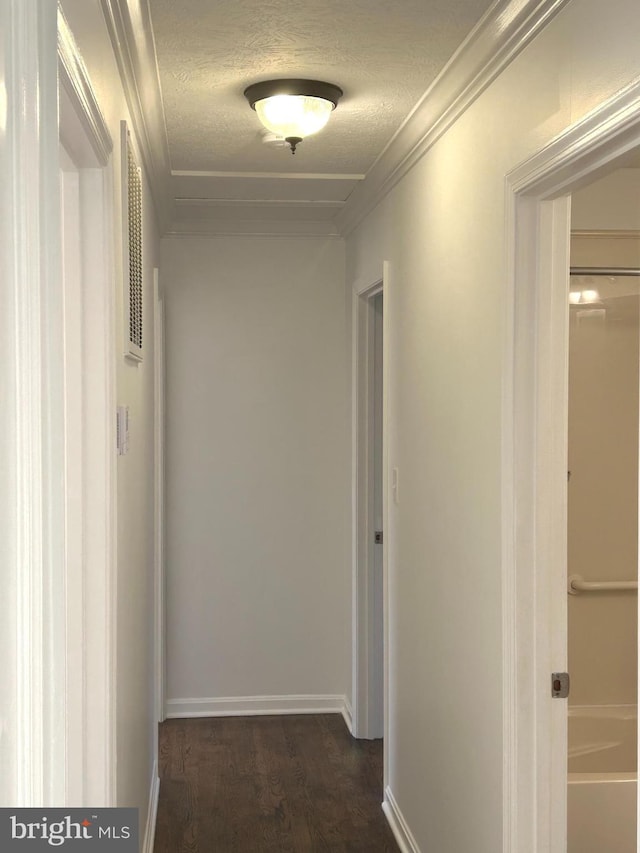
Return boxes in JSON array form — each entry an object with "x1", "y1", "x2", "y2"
[
  {"x1": 122, "y1": 121, "x2": 143, "y2": 361},
  {"x1": 128, "y1": 142, "x2": 143, "y2": 348}
]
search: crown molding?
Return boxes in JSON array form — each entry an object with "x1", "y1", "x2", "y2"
[
  {"x1": 336, "y1": 0, "x2": 571, "y2": 237},
  {"x1": 100, "y1": 0, "x2": 173, "y2": 232}
]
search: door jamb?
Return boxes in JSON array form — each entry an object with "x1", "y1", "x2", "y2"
[
  {"x1": 153, "y1": 268, "x2": 166, "y2": 735},
  {"x1": 504, "y1": 79, "x2": 640, "y2": 853},
  {"x1": 352, "y1": 263, "x2": 390, "y2": 747}
]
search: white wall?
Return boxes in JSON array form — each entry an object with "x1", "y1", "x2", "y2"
[
  {"x1": 59, "y1": 0, "x2": 159, "y2": 815},
  {"x1": 161, "y1": 236, "x2": 351, "y2": 708},
  {"x1": 345, "y1": 0, "x2": 640, "y2": 850}
]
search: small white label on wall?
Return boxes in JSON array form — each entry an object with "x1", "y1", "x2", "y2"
[{"x1": 116, "y1": 405, "x2": 130, "y2": 455}]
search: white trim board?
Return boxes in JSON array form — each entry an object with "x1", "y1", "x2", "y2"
[
  {"x1": 167, "y1": 219, "x2": 342, "y2": 238},
  {"x1": 336, "y1": 0, "x2": 570, "y2": 236},
  {"x1": 166, "y1": 694, "x2": 351, "y2": 721},
  {"x1": 172, "y1": 170, "x2": 366, "y2": 181},
  {"x1": 58, "y1": 5, "x2": 117, "y2": 806},
  {"x1": 382, "y1": 787, "x2": 421, "y2": 853},
  {"x1": 3, "y1": 0, "x2": 63, "y2": 807},
  {"x1": 142, "y1": 762, "x2": 160, "y2": 853}
]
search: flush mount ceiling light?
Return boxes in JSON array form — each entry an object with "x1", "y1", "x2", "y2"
[{"x1": 244, "y1": 79, "x2": 343, "y2": 154}]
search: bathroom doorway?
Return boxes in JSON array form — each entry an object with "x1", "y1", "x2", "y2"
[
  {"x1": 353, "y1": 271, "x2": 388, "y2": 744},
  {"x1": 566, "y1": 170, "x2": 640, "y2": 853},
  {"x1": 505, "y1": 83, "x2": 640, "y2": 853}
]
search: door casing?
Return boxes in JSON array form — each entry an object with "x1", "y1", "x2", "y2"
[
  {"x1": 59, "y1": 9, "x2": 117, "y2": 806},
  {"x1": 352, "y1": 264, "x2": 390, "y2": 750}
]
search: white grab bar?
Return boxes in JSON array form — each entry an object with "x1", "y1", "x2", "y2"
[{"x1": 568, "y1": 574, "x2": 638, "y2": 595}]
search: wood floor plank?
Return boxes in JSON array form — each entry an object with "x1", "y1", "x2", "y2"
[{"x1": 154, "y1": 715, "x2": 399, "y2": 853}]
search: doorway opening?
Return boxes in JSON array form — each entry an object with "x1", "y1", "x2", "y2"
[
  {"x1": 565, "y1": 170, "x2": 640, "y2": 853},
  {"x1": 370, "y1": 290, "x2": 384, "y2": 739},
  {"x1": 353, "y1": 271, "x2": 388, "y2": 745}
]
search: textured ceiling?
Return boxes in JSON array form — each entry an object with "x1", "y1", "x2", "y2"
[{"x1": 149, "y1": 0, "x2": 495, "y2": 176}]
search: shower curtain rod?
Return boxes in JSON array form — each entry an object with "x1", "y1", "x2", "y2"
[{"x1": 570, "y1": 266, "x2": 640, "y2": 276}]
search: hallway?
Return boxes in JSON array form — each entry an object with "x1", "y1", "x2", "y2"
[
  {"x1": 5, "y1": 2, "x2": 640, "y2": 851},
  {"x1": 154, "y1": 715, "x2": 398, "y2": 852}
]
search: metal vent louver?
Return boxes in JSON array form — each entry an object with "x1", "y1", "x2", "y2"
[{"x1": 122, "y1": 121, "x2": 143, "y2": 361}]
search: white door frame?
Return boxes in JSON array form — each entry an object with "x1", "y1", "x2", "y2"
[
  {"x1": 1, "y1": 0, "x2": 115, "y2": 806},
  {"x1": 503, "y1": 79, "x2": 640, "y2": 853},
  {"x1": 153, "y1": 267, "x2": 166, "y2": 734},
  {"x1": 352, "y1": 263, "x2": 390, "y2": 745},
  {"x1": 1, "y1": 0, "x2": 63, "y2": 807},
  {"x1": 58, "y1": 7, "x2": 117, "y2": 806}
]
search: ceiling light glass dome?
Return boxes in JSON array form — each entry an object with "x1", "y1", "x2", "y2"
[{"x1": 244, "y1": 79, "x2": 343, "y2": 154}]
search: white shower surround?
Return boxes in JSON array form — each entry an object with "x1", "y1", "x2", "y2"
[{"x1": 567, "y1": 705, "x2": 637, "y2": 853}]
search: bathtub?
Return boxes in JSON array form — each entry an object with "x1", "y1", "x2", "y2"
[{"x1": 568, "y1": 705, "x2": 637, "y2": 853}]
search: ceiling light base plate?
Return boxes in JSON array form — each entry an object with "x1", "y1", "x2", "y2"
[{"x1": 244, "y1": 79, "x2": 343, "y2": 109}]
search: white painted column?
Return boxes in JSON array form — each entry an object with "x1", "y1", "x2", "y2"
[{"x1": 0, "y1": 0, "x2": 66, "y2": 807}]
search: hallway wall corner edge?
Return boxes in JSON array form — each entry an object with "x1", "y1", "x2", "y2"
[{"x1": 382, "y1": 786, "x2": 421, "y2": 853}]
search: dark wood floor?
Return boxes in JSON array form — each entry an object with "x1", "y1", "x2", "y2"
[{"x1": 154, "y1": 714, "x2": 399, "y2": 852}]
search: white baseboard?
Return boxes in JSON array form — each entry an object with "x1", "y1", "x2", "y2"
[
  {"x1": 165, "y1": 693, "x2": 351, "y2": 719},
  {"x1": 341, "y1": 696, "x2": 353, "y2": 733},
  {"x1": 382, "y1": 786, "x2": 421, "y2": 853},
  {"x1": 142, "y1": 760, "x2": 160, "y2": 853}
]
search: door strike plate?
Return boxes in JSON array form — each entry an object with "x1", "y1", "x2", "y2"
[
  {"x1": 551, "y1": 672, "x2": 570, "y2": 698},
  {"x1": 374, "y1": 531, "x2": 383, "y2": 544}
]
